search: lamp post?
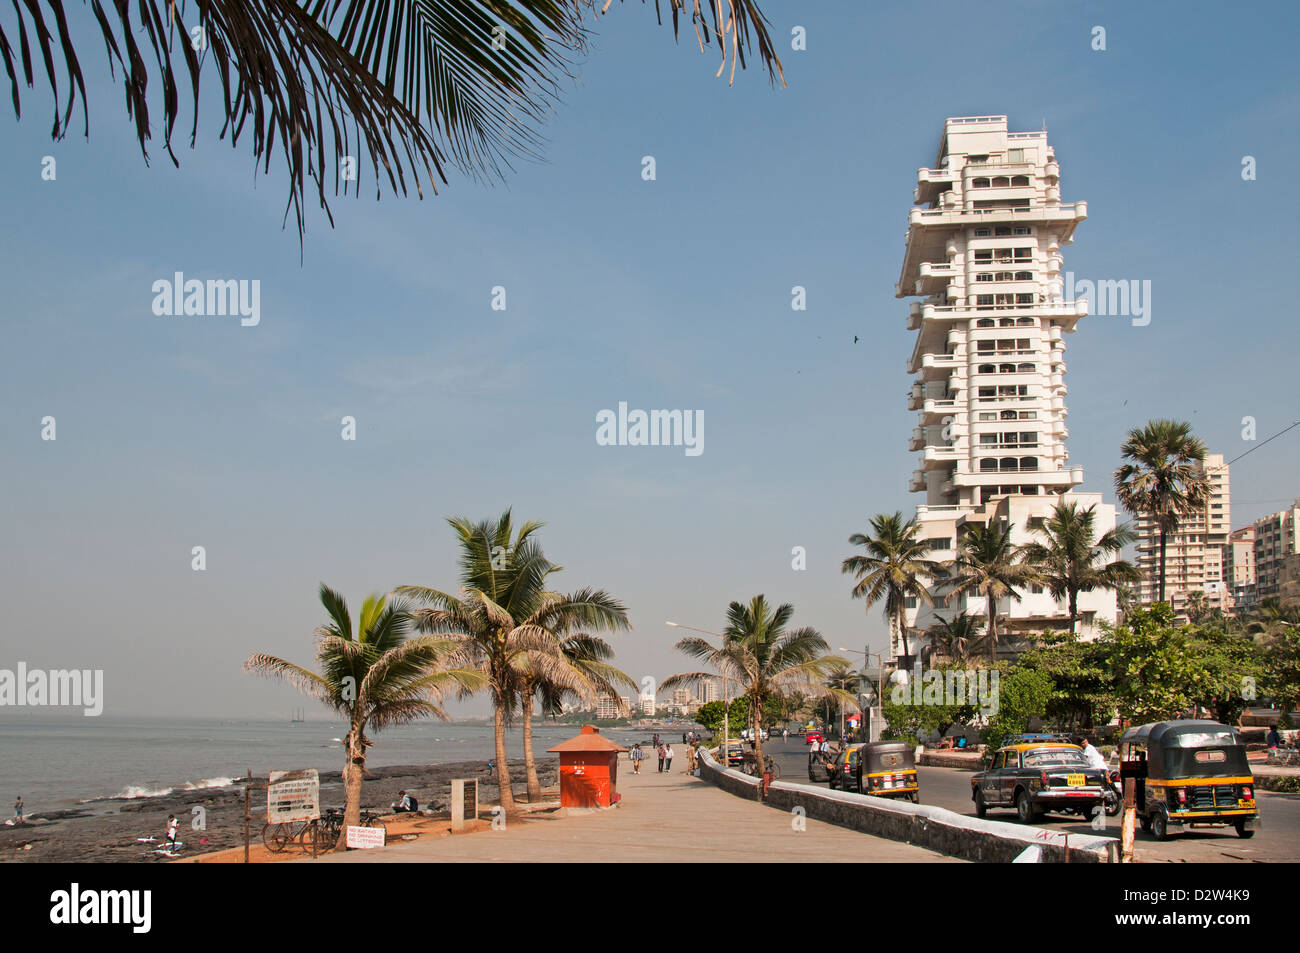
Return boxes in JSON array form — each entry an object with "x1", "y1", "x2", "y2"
[
  {"x1": 840, "y1": 647, "x2": 886, "y2": 742},
  {"x1": 666, "y1": 621, "x2": 732, "y2": 759}
]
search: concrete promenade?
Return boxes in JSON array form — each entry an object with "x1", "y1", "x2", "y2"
[{"x1": 309, "y1": 761, "x2": 964, "y2": 863}]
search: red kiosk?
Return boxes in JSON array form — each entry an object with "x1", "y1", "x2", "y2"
[{"x1": 548, "y1": 725, "x2": 628, "y2": 809}]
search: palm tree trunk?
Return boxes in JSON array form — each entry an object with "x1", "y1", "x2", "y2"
[
  {"x1": 987, "y1": 590, "x2": 998, "y2": 661},
  {"x1": 337, "y1": 721, "x2": 364, "y2": 852},
  {"x1": 752, "y1": 695, "x2": 764, "y2": 769},
  {"x1": 492, "y1": 695, "x2": 516, "y2": 813},
  {"x1": 1069, "y1": 588, "x2": 1079, "y2": 637},
  {"x1": 521, "y1": 687, "x2": 542, "y2": 802}
]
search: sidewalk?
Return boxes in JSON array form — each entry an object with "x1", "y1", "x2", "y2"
[{"x1": 307, "y1": 763, "x2": 964, "y2": 863}]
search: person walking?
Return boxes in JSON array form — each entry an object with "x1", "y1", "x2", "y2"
[
  {"x1": 1267, "y1": 725, "x2": 1281, "y2": 755},
  {"x1": 165, "y1": 814, "x2": 179, "y2": 852},
  {"x1": 11, "y1": 796, "x2": 22, "y2": 826},
  {"x1": 656, "y1": 742, "x2": 667, "y2": 773},
  {"x1": 630, "y1": 743, "x2": 644, "y2": 774},
  {"x1": 664, "y1": 743, "x2": 674, "y2": 773}
]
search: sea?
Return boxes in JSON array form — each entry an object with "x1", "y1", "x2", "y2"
[{"x1": 0, "y1": 713, "x2": 678, "y2": 814}]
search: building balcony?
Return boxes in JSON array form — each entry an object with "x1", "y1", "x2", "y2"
[
  {"x1": 907, "y1": 202, "x2": 1086, "y2": 229},
  {"x1": 1045, "y1": 160, "x2": 1060, "y2": 179},
  {"x1": 921, "y1": 445, "x2": 963, "y2": 469},
  {"x1": 921, "y1": 398, "x2": 958, "y2": 420},
  {"x1": 909, "y1": 469, "x2": 927, "y2": 493}
]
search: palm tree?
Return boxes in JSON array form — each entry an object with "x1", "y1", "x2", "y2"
[
  {"x1": 943, "y1": 521, "x2": 1042, "y2": 660},
  {"x1": 397, "y1": 510, "x2": 629, "y2": 811},
  {"x1": 925, "y1": 612, "x2": 986, "y2": 666},
  {"x1": 1246, "y1": 598, "x2": 1300, "y2": 644},
  {"x1": 1018, "y1": 501, "x2": 1141, "y2": 635},
  {"x1": 4, "y1": 2, "x2": 783, "y2": 240},
  {"x1": 525, "y1": 630, "x2": 637, "y2": 800},
  {"x1": 1114, "y1": 420, "x2": 1210, "y2": 604},
  {"x1": 662, "y1": 595, "x2": 848, "y2": 768},
  {"x1": 244, "y1": 583, "x2": 481, "y2": 849},
  {"x1": 841, "y1": 512, "x2": 942, "y2": 666}
]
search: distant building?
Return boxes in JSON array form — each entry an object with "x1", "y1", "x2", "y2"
[
  {"x1": 1252, "y1": 501, "x2": 1300, "y2": 603},
  {"x1": 639, "y1": 693, "x2": 656, "y2": 716},
  {"x1": 1133, "y1": 453, "x2": 1231, "y2": 615},
  {"x1": 700, "y1": 678, "x2": 720, "y2": 704},
  {"x1": 1226, "y1": 526, "x2": 1257, "y2": 614},
  {"x1": 672, "y1": 688, "x2": 691, "y2": 708},
  {"x1": 595, "y1": 693, "x2": 627, "y2": 720}
]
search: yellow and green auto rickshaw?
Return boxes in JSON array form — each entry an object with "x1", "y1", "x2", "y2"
[
  {"x1": 1119, "y1": 720, "x2": 1258, "y2": 841},
  {"x1": 856, "y1": 741, "x2": 919, "y2": 802}
]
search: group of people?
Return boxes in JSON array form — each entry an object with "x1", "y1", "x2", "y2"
[{"x1": 628, "y1": 741, "x2": 676, "y2": 774}]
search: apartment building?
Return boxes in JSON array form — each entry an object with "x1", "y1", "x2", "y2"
[
  {"x1": 1132, "y1": 454, "x2": 1231, "y2": 614},
  {"x1": 1225, "y1": 526, "x2": 1257, "y2": 614},
  {"x1": 896, "y1": 116, "x2": 1119, "y2": 660},
  {"x1": 1251, "y1": 500, "x2": 1300, "y2": 602},
  {"x1": 595, "y1": 692, "x2": 627, "y2": 720}
]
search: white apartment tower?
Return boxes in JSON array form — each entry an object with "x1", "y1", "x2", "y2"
[{"x1": 896, "y1": 116, "x2": 1119, "y2": 659}]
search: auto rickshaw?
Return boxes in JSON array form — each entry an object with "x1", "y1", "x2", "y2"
[
  {"x1": 1118, "y1": 720, "x2": 1258, "y2": 841},
  {"x1": 855, "y1": 740, "x2": 919, "y2": 802}
]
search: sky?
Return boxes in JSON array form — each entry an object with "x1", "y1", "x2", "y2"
[{"x1": 1, "y1": 1, "x2": 1297, "y2": 719}]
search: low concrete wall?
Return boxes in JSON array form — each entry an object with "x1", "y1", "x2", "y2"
[
  {"x1": 697, "y1": 749, "x2": 1116, "y2": 863},
  {"x1": 918, "y1": 750, "x2": 984, "y2": 770},
  {"x1": 698, "y1": 747, "x2": 760, "y2": 799}
]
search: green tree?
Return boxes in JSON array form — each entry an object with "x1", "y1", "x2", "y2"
[
  {"x1": 1018, "y1": 501, "x2": 1140, "y2": 634},
  {"x1": 1015, "y1": 635, "x2": 1115, "y2": 731},
  {"x1": 1104, "y1": 604, "x2": 1200, "y2": 724},
  {"x1": 925, "y1": 612, "x2": 985, "y2": 666},
  {"x1": 662, "y1": 595, "x2": 846, "y2": 768},
  {"x1": 398, "y1": 510, "x2": 629, "y2": 810},
  {"x1": 880, "y1": 662, "x2": 981, "y2": 745},
  {"x1": 244, "y1": 584, "x2": 480, "y2": 848},
  {"x1": 1113, "y1": 420, "x2": 1210, "y2": 604},
  {"x1": 842, "y1": 512, "x2": 941, "y2": 664},
  {"x1": 1184, "y1": 623, "x2": 1265, "y2": 725},
  {"x1": 980, "y1": 666, "x2": 1055, "y2": 750},
  {"x1": 943, "y1": 521, "x2": 1042, "y2": 660},
  {"x1": 4, "y1": 2, "x2": 784, "y2": 241}
]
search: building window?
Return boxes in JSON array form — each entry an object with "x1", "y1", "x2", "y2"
[
  {"x1": 976, "y1": 318, "x2": 995, "y2": 328},
  {"x1": 980, "y1": 458, "x2": 998, "y2": 472},
  {"x1": 1012, "y1": 226, "x2": 1032, "y2": 235},
  {"x1": 995, "y1": 226, "x2": 1012, "y2": 236},
  {"x1": 1015, "y1": 273, "x2": 1034, "y2": 282},
  {"x1": 1008, "y1": 149, "x2": 1025, "y2": 163},
  {"x1": 978, "y1": 364, "x2": 996, "y2": 374},
  {"x1": 1011, "y1": 176, "x2": 1030, "y2": 187},
  {"x1": 976, "y1": 272, "x2": 994, "y2": 282},
  {"x1": 972, "y1": 177, "x2": 990, "y2": 188},
  {"x1": 974, "y1": 227, "x2": 991, "y2": 237},
  {"x1": 1019, "y1": 456, "x2": 1039, "y2": 471}
]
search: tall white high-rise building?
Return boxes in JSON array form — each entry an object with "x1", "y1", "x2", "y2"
[{"x1": 896, "y1": 116, "x2": 1119, "y2": 659}]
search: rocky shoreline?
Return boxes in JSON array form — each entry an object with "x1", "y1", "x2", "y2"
[{"x1": 0, "y1": 758, "x2": 558, "y2": 863}]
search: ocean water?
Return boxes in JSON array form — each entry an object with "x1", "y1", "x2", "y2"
[{"x1": 0, "y1": 713, "x2": 670, "y2": 813}]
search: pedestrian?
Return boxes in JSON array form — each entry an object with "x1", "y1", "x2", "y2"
[
  {"x1": 12, "y1": 796, "x2": 22, "y2": 826},
  {"x1": 664, "y1": 743, "x2": 674, "y2": 772},
  {"x1": 782, "y1": 728, "x2": 788, "y2": 741},
  {"x1": 1079, "y1": 736, "x2": 1107, "y2": 773},
  {"x1": 1267, "y1": 725, "x2": 1281, "y2": 755},
  {"x1": 657, "y1": 742, "x2": 667, "y2": 773},
  {"x1": 165, "y1": 814, "x2": 179, "y2": 852},
  {"x1": 682, "y1": 732, "x2": 687, "y2": 744},
  {"x1": 631, "y1": 743, "x2": 644, "y2": 774},
  {"x1": 687, "y1": 742, "x2": 697, "y2": 773}
]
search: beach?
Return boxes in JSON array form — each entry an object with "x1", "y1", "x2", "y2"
[{"x1": 0, "y1": 758, "x2": 558, "y2": 863}]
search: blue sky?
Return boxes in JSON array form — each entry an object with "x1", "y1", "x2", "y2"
[{"x1": 1, "y1": 1, "x2": 1297, "y2": 719}]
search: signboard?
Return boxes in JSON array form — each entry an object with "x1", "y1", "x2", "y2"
[
  {"x1": 266, "y1": 769, "x2": 320, "y2": 824},
  {"x1": 346, "y1": 825, "x2": 386, "y2": 849}
]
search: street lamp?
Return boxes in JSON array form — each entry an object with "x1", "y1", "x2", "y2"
[
  {"x1": 666, "y1": 621, "x2": 733, "y2": 758},
  {"x1": 840, "y1": 646, "x2": 886, "y2": 742}
]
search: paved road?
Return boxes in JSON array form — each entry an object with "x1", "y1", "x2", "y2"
[
  {"x1": 307, "y1": 750, "x2": 964, "y2": 864},
  {"x1": 762, "y1": 737, "x2": 1300, "y2": 863}
]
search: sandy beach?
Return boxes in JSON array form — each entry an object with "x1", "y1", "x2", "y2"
[{"x1": 0, "y1": 758, "x2": 557, "y2": 863}]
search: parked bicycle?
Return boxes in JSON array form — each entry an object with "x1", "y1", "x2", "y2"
[{"x1": 262, "y1": 808, "x2": 387, "y2": 853}]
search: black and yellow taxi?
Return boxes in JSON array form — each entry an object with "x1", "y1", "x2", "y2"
[
  {"x1": 972, "y1": 740, "x2": 1107, "y2": 823},
  {"x1": 1119, "y1": 720, "x2": 1258, "y2": 840},
  {"x1": 827, "y1": 743, "x2": 864, "y2": 791}
]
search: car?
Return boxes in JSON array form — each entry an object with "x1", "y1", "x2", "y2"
[
  {"x1": 827, "y1": 744, "x2": 864, "y2": 791},
  {"x1": 723, "y1": 742, "x2": 746, "y2": 767},
  {"x1": 805, "y1": 731, "x2": 824, "y2": 745},
  {"x1": 971, "y1": 743, "x2": 1107, "y2": 823}
]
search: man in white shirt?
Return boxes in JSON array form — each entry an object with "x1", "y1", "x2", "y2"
[{"x1": 1079, "y1": 737, "x2": 1108, "y2": 773}]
